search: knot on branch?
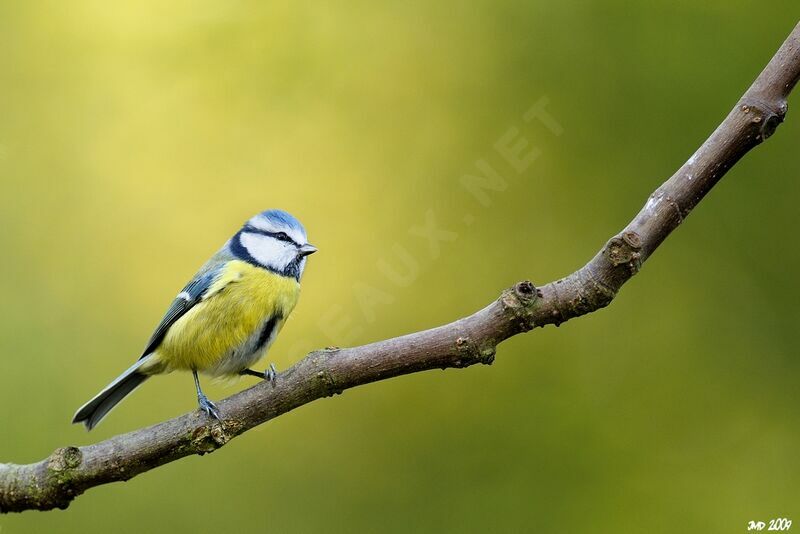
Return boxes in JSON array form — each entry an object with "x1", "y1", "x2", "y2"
[
  {"x1": 544, "y1": 232, "x2": 643, "y2": 325},
  {"x1": 30, "y1": 446, "x2": 87, "y2": 510},
  {"x1": 514, "y1": 280, "x2": 540, "y2": 302},
  {"x1": 603, "y1": 232, "x2": 642, "y2": 274},
  {"x1": 310, "y1": 351, "x2": 343, "y2": 397},
  {"x1": 739, "y1": 97, "x2": 786, "y2": 141},
  {"x1": 454, "y1": 336, "x2": 495, "y2": 367},
  {"x1": 190, "y1": 423, "x2": 234, "y2": 454},
  {"x1": 500, "y1": 280, "x2": 541, "y2": 332},
  {"x1": 48, "y1": 447, "x2": 82, "y2": 472}
]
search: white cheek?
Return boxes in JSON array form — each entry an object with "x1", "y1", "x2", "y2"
[{"x1": 241, "y1": 233, "x2": 295, "y2": 271}]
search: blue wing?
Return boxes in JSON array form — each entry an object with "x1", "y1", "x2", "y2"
[{"x1": 139, "y1": 266, "x2": 222, "y2": 358}]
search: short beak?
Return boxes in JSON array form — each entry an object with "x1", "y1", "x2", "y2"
[{"x1": 299, "y1": 243, "x2": 318, "y2": 257}]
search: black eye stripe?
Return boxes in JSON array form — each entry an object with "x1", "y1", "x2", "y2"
[{"x1": 244, "y1": 225, "x2": 298, "y2": 246}]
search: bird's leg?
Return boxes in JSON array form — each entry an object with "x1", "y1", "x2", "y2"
[
  {"x1": 193, "y1": 369, "x2": 221, "y2": 421},
  {"x1": 239, "y1": 363, "x2": 278, "y2": 384}
]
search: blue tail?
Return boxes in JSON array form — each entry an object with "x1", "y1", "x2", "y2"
[{"x1": 72, "y1": 358, "x2": 151, "y2": 430}]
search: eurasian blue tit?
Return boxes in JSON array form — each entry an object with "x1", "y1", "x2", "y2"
[{"x1": 73, "y1": 209, "x2": 317, "y2": 430}]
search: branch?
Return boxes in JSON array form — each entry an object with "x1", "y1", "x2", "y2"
[{"x1": 3, "y1": 21, "x2": 800, "y2": 514}]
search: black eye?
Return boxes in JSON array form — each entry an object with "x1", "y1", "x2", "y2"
[{"x1": 274, "y1": 232, "x2": 291, "y2": 242}]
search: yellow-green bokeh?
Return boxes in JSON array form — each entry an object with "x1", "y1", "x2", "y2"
[{"x1": 1, "y1": 2, "x2": 799, "y2": 532}]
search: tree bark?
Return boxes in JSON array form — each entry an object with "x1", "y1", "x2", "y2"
[{"x1": 2, "y1": 21, "x2": 799, "y2": 514}]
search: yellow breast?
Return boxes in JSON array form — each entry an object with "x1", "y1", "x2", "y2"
[{"x1": 153, "y1": 260, "x2": 300, "y2": 374}]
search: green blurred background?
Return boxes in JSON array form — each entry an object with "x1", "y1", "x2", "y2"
[{"x1": 1, "y1": 1, "x2": 799, "y2": 532}]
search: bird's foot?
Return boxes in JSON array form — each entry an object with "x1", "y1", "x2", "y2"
[
  {"x1": 239, "y1": 363, "x2": 278, "y2": 384},
  {"x1": 265, "y1": 363, "x2": 277, "y2": 383},
  {"x1": 197, "y1": 394, "x2": 221, "y2": 421}
]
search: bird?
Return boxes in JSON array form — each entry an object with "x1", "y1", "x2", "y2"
[{"x1": 72, "y1": 209, "x2": 317, "y2": 430}]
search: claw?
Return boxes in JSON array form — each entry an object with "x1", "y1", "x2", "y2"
[
  {"x1": 197, "y1": 394, "x2": 221, "y2": 421},
  {"x1": 265, "y1": 363, "x2": 277, "y2": 383}
]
